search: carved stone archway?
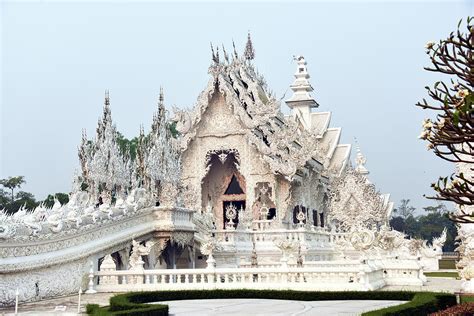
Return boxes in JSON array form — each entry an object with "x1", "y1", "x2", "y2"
[{"x1": 201, "y1": 149, "x2": 246, "y2": 229}]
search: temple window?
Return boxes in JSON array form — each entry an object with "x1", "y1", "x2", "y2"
[
  {"x1": 224, "y1": 175, "x2": 244, "y2": 195},
  {"x1": 268, "y1": 208, "x2": 276, "y2": 220}
]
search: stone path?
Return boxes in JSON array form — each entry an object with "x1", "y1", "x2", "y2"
[
  {"x1": 0, "y1": 277, "x2": 462, "y2": 315},
  {"x1": 0, "y1": 293, "x2": 113, "y2": 316},
  {"x1": 382, "y1": 277, "x2": 462, "y2": 293},
  {"x1": 153, "y1": 298, "x2": 405, "y2": 316}
]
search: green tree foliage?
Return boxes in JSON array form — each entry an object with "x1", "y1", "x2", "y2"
[
  {"x1": 0, "y1": 176, "x2": 26, "y2": 202},
  {"x1": 168, "y1": 121, "x2": 179, "y2": 138},
  {"x1": 42, "y1": 193, "x2": 70, "y2": 208},
  {"x1": 389, "y1": 200, "x2": 457, "y2": 251},
  {"x1": 392, "y1": 199, "x2": 416, "y2": 219},
  {"x1": 10, "y1": 191, "x2": 39, "y2": 213},
  {"x1": 115, "y1": 123, "x2": 178, "y2": 162},
  {"x1": 0, "y1": 189, "x2": 11, "y2": 210},
  {"x1": 0, "y1": 176, "x2": 70, "y2": 214},
  {"x1": 116, "y1": 131, "x2": 138, "y2": 161}
]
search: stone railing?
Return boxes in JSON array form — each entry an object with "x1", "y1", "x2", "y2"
[
  {"x1": 93, "y1": 265, "x2": 384, "y2": 292},
  {"x1": 239, "y1": 259, "x2": 363, "y2": 269},
  {"x1": 212, "y1": 229, "x2": 332, "y2": 246},
  {"x1": 91, "y1": 258, "x2": 424, "y2": 293},
  {"x1": 380, "y1": 259, "x2": 425, "y2": 286}
]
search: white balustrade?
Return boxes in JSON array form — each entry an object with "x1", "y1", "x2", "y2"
[
  {"x1": 212, "y1": 229, "x2": 332, "y2": 246},
  {"x1": 94, "y1": 264, "x2": 389, "y2": 292}
]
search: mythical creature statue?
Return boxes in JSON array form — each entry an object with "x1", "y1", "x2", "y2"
[
  {"x1": 128, "y1": 239, "x2": 156, "y2": 270},
  {"x1": 171, "y1": 106, "x2": 192, "y2": 134}
]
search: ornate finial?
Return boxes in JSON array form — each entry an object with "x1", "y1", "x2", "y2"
[
  {"x1": 354, "y1": 138, "x2": 369, "y2": 175},
  {"x1": 244, "y1": 31, "x2": 255, "y2": 61},
  {"x1": 222, "y1": 44, "x2": 229, "y2": 64},
  {"x1": 210, "y1": 42, "x2": 219, "y2": 64},
  {"x1": 232, "y1": 40, "x2": 238, "y2": 59},
  {"x1": 159, "y1": 86, "x2": 164, "y2": 104},
  {"x1": 285, "y1": 55, "x2": 318, "y2": 110},
  {"x1": 104, "y1": 90, "x2": 110, "y2": 106}
]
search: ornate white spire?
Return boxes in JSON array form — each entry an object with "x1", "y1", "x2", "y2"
[
  {"x1": 286, "y1": 56, "x2": 318, "y2": 109},
  {"x1": 354, "y1": 145, "x2": 369, "y2": 175},
  {"x1": 285, "y1": 56, "x2": 319, "y2": 130},
  {"x1": 244, "y1": 32, "x2": 255, "y2": 61}
]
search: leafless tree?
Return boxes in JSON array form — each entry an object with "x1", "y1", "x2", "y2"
[{"x1": 416, "y1": 17, "x2": 473, "y2": 223}]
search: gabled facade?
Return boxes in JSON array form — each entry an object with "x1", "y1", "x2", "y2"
[{"x1": 173, "y1": 38, "x2": 354, "y2": 231}]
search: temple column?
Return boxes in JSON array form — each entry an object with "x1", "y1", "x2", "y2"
[{"x1": 189, "y1": 246, "x2": 195, "y2": 269}]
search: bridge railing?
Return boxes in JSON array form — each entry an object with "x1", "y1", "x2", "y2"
[{"x1": 93, "y1": 264, "x2": 390, "y2": 292}]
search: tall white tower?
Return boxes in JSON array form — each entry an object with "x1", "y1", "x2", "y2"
[{"x1": 285, "y1": 56, "x2": 318, "y2": 129}]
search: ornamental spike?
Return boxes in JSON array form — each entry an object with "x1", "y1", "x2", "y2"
[
  {"x1": 159, "y1": 86, "x2": 164, "y2": 105},
  {"x1": 104, "y1": 89, "x2": 110, "y2": 106},
  {"x1": 222, "y1": 44, "x2": 229, "y2": 64},
  {"x1": 244, "y1": 31, "x2": 255, "y2": 61},
  {"x1": 232, "y1": 39, "x2": 238, "y2": 59}
]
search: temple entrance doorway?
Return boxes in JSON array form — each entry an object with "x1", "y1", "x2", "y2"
[{"x1": 201, "y1": 149, "x2": 246, "y2": 229}]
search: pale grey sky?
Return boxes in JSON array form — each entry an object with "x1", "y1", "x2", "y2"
[{"x1": 1, "y1": 1, "x2": 472, "y2": 211}]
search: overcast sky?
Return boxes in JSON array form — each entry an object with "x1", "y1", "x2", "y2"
[{"x1": 1, "y1": 0, "x2": 472, "y2": 212}]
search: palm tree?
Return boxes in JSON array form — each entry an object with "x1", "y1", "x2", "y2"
[{"x1": 0, "y1": 176, "x2": 26, "y2": 202}]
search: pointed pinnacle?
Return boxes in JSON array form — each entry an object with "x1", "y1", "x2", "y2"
[
  {"x1": 104, "y1": 89, "x2": 110, "y2": 106},
  {"x1": 159, "y1": 86, "x2": 164, "y2": 104}
]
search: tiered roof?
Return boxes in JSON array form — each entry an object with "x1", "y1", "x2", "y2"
[{"x1": 177, "y1": 36, "x2": 351, "y2": 181}]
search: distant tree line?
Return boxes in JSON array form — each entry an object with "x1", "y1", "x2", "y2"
[
  {"x1": 389, "y1": 199, "x2": 457, "y2": 252},
  {"x1": 0, "y1": 176, "x2": 69, "y2": 214}
]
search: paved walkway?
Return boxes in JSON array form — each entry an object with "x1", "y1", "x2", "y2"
[
  {"x1": 154, "y1": 298, "x2": 405, "y2": 316},
  {"x1": 0, "y1": 277, "x2": 462, "y2": 315},
  {"x1": 382, "y1": 277, "x2": 462, "y2": 293}
]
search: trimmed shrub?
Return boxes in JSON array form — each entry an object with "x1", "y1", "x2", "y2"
[
  {"x1": 86, "y1": 290, "x2": 456, "y2": 316},
  {"x1": 362, "y1": 292, "x2": 457, "y2": 316}
]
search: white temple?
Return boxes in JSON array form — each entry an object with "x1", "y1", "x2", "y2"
[{"x1": 0, "y1": 35, "x2": 447, "y2": 305}]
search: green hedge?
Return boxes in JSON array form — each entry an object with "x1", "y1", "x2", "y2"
[
  {"x1": 87, "y1": 290, "x2": 456, "y2": 316},
  {"x1": 362, "y1": 292, "x2": 456, "y2": 316}
]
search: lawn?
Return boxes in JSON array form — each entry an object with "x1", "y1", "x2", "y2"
[
  {"x1": 424, "y1": 272, "x2": 459, "y2": 278},
  {"x1": 438, "y1": 259, "x2": 457, "y2": 269},
  {"x1": 461, "y1": 296, "x2": 474, "y2": 303}
]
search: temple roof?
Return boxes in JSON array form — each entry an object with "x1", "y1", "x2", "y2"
[{"x1": 174, "y1": 41, "x2": 351, "y2": 181}]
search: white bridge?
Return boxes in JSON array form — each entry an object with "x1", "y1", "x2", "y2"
[{"x1": 0, "y1": 206, "x2": 194, "y2": 306}]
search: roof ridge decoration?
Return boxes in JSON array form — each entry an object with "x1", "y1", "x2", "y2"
[
  {"x1": 172, "y1": 37, "x2": 351, "y2": 180},
  {"x1": 327, "y1": 168, "x2": 388, "y2": 232},
  {"x1": 354, "y1": 138, "x2": 369, "y2": 175}
]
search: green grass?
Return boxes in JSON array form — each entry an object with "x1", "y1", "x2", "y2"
[
  {"x1": 86, "y1": 290, "x2": 456, "y2": 316},
  {"x1": 438, "y1": 259, "x2": 457, "y2": 269},
  {"x1": 424, "y1": 272, "x2": 459, "y2": 278},
  {"x1": 461, "y1": 296, "x2": 474, "y2": 303}
]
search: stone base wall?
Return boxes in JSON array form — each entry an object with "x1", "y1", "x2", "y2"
[{"x1": 0, "y1": 257, "x2": 91, "y2": 307}]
